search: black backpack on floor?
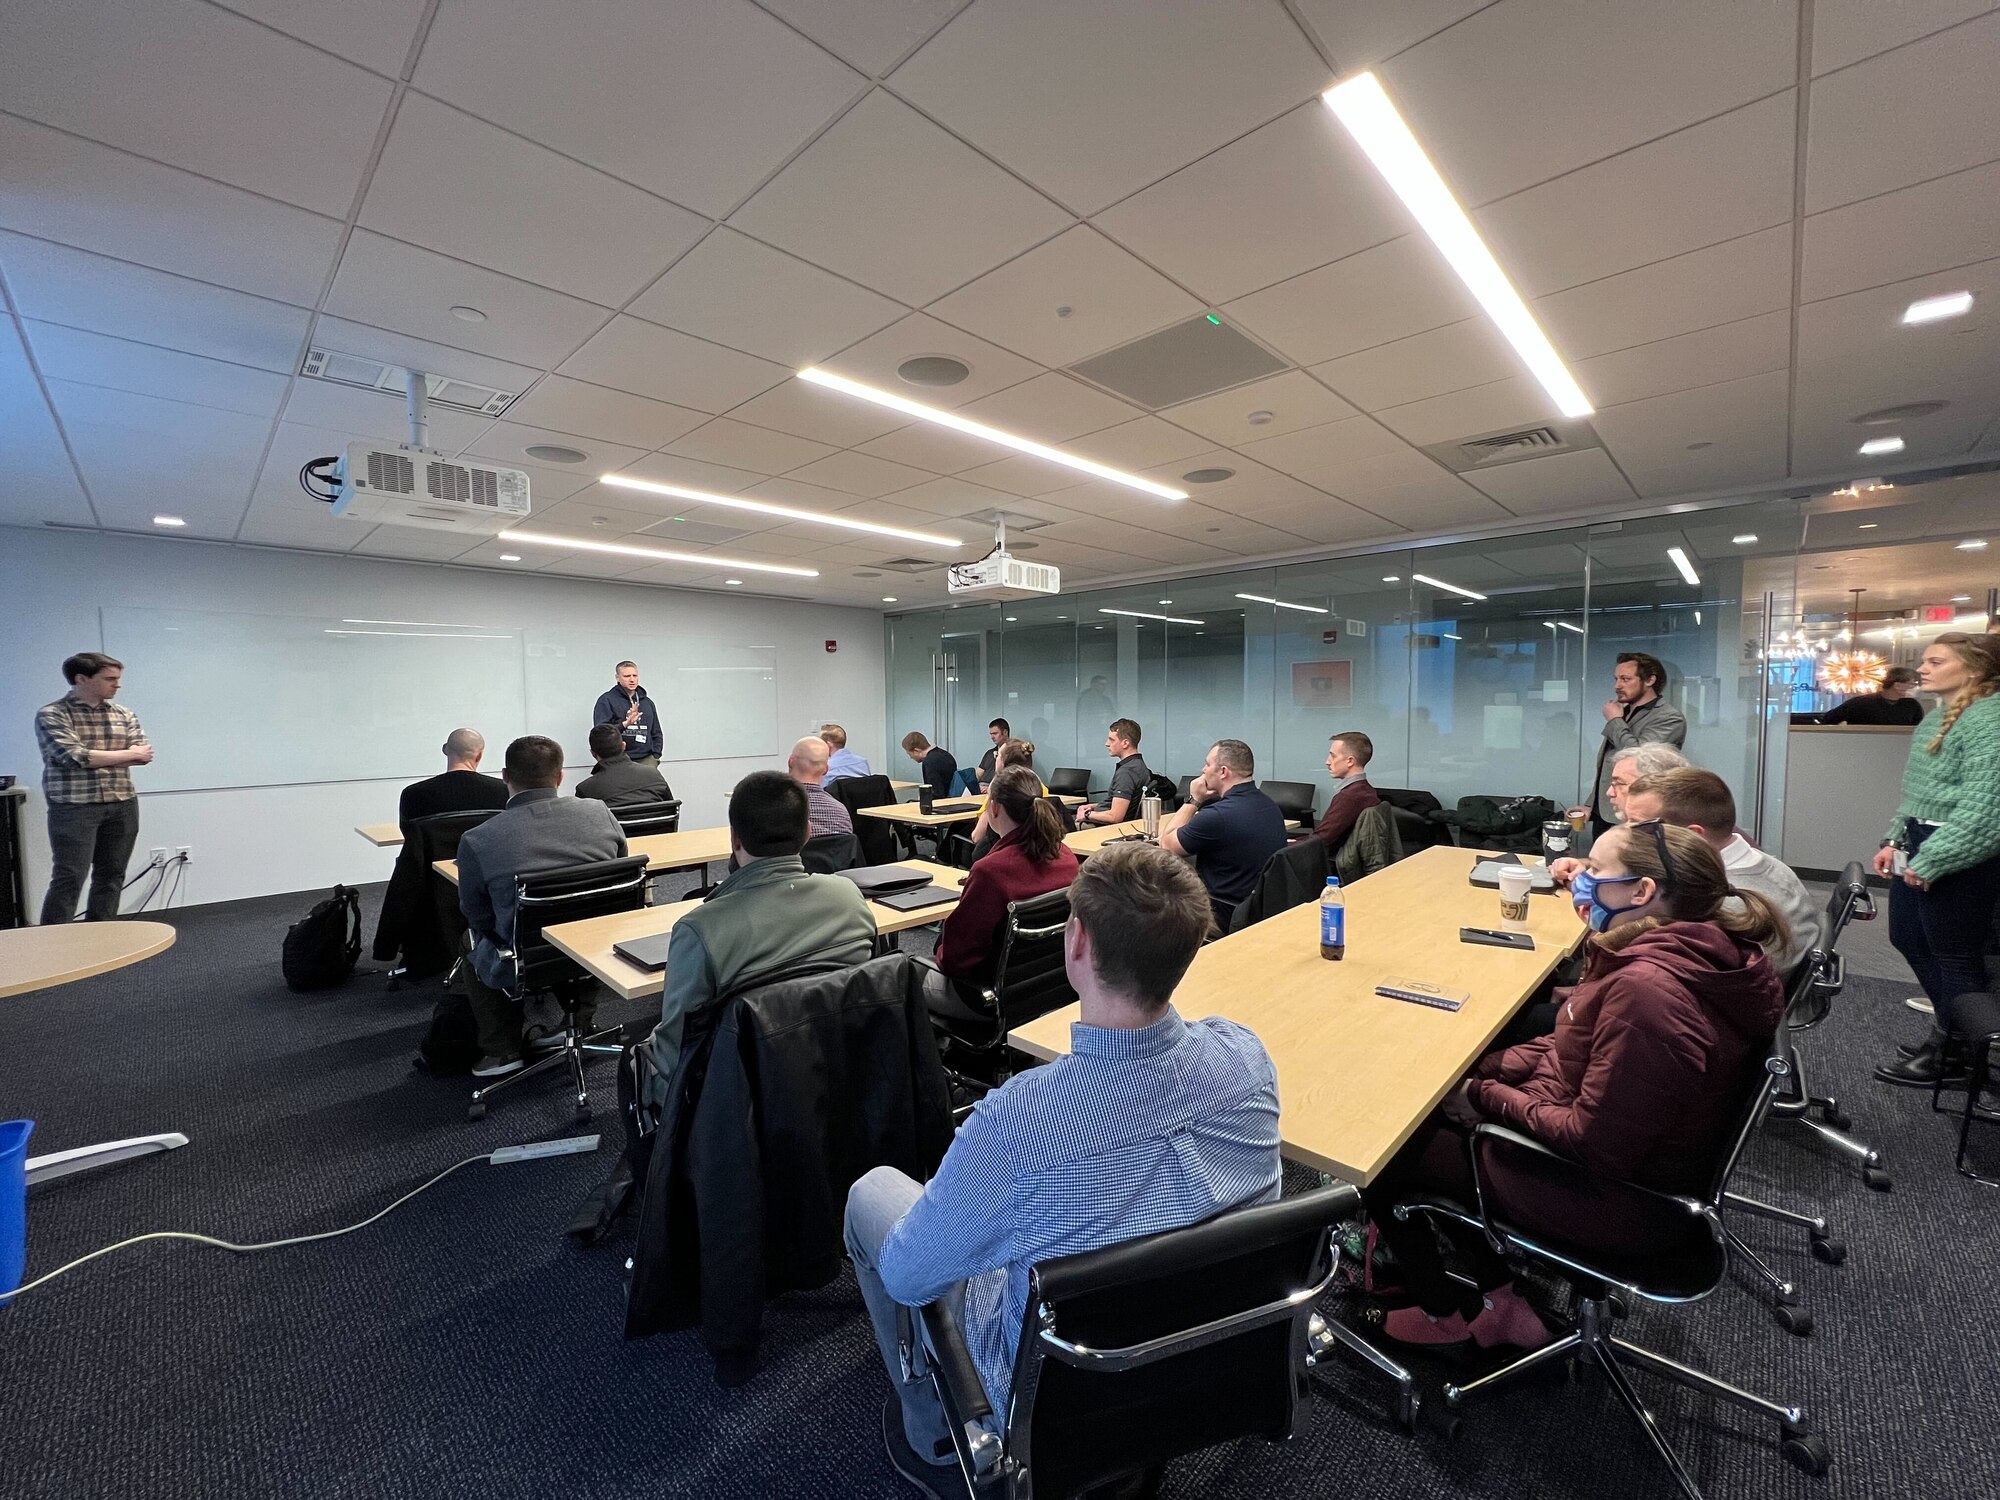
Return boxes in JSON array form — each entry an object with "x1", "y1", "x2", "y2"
[{"x1": 282, "y1": 885, "x2": 362, "y2": 991}]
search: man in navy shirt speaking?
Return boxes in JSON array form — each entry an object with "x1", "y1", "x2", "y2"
[
  {"x1": 593, "y1": 660, "x2": 663, "y2": 767},
  {"x1": 1161, "y1": 738, "x2": 1288, "y2": 933}
]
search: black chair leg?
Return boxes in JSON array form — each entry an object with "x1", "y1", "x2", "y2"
[{"x1": 1956, "y1": 1039, "x2": 2000, "y2": 1186}]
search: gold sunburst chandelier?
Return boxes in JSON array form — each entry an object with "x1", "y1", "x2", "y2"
[{"x1": 1822, "y1": 650, "x2": 1885, "y2": 695}]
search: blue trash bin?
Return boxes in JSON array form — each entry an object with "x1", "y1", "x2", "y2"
[{"x1": 0, "y1": 1119, "x2": 31, "y2": 1299}]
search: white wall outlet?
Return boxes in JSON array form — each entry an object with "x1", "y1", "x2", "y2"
[
  {"x1": 147, "y1": 847, "x2": 167, "y2": 864},
  {"x1": 172, "y1": 846, "x2": 191, "y2": 861}
]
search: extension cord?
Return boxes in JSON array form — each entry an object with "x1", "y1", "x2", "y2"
[{"x1": 489, "y1": 1134, "x2": 599, "y2": 1165}]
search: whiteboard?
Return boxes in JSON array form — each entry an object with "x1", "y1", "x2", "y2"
[
  {"x1": 102, "y1": 606, "x2": 528, "y2": 791},
  {"x1": 522, "y1": 628, "x2": 777, "y2": 763}
]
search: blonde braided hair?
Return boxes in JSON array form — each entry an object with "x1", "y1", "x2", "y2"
[{"x1": 1925, "y1": 632, "x2": 2000, "y2": 754}]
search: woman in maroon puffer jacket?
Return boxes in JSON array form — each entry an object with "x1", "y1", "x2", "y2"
[{"x1": 1366, "y1": 822, "x2": 1789, "y2": 1350}]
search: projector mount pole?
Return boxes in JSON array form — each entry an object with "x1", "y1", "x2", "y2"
[{"x1": 405, "y1": 369, "x2": 430, "y2": 450}]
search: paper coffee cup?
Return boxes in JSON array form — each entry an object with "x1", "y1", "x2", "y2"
[{"x1": 1497, "y1": 866, "x2": 1533, "y2": 931}]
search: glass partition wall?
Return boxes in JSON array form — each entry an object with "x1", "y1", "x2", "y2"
[{"x1": 884, "y1": 473, "x2": 1997, "y2": 855}]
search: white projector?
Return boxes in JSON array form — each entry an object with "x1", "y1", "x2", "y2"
[
  {"x1": 329, "y1": 443, "x2": 531, "y2": 534},
  {"x1": 947, "y1": 549, "x2": 1061, "y2": 599}
]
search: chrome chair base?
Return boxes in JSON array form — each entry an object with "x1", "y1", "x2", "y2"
[{"x1": 469, "y1": 1020, "x2": 625, "y2": 1121}]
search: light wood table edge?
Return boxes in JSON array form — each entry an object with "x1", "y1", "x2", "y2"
[
  {"x1": 356, "y1": 822, "x2": 403, "y2": 847},
  {"x1": 0, "y1": 920, "x2": 179, "y2": 1000}
]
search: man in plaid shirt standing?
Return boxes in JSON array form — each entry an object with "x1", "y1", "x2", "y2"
[{"x1": 34, "y1": 652, "x2": 152, "y2": 923}]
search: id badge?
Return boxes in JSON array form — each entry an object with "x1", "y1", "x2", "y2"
[
  {"x1": 1892, "y1": 847, "x2": 1909, "y2": 876},
  {"x1": 631, "y1": 728, "x2": 647, "y2": 744}
]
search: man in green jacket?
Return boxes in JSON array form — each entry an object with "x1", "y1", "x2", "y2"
[{"x1": 644, "y1": 771, "x2": 877, "y2": 1106}]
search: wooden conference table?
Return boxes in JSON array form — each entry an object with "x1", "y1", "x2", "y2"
[
  {"x1": 432, "y1": 824, "x2": 735, "y2": 887},
  {"x1": 1011, "y1": 844, "x2": 1586, "y2": 1187},
  {"x1": 859, "y1": 793, "x2": 1086, "y2": 828},
  {"x1": 542, "y1": 858, "x2": 970, "y2": 1002}
]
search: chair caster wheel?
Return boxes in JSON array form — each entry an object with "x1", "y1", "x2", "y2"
[
  {"x1": 1422, "y1": 1402, "x2": 1462, "y2": 1440},
  {"x1": 1781, "y1": 1428, "x2": 1832, "y2": 1476},
  {"x1": 468, "y1": 1101, "x2": 487, "y2": 1121},
  {"x1": 1862, "y1": 1165, "x2": 1892, "y2": 1192},
  {"x1": 575, "y1": 1105, "x2": 592, "y2": 1123},
  {"x1": 1395, "y1": 1388, "x2": 1421, "y2": 1432},
  {"x1": 1774, "y1": 1303, "x2": 1813, "y2": 1337},
  {"x1": 1811, "y1": 1235, "x2": 1846, "y2": 1265},
  {"x1": 1821, "y1": 1107, "x2": 1852, "y2": 1131}
]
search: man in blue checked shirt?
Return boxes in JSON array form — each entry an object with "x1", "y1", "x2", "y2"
[{"x1": 846, "y1": 842, "x2": 1281, "y2": 1491}]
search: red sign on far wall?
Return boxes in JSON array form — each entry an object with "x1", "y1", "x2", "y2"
[
  {"x1": 1922, "y1": 606, "x2": 1955, "y2": 623},
  {"x1": 825, "y1": 640, "x2": 838, "y2": 653}
]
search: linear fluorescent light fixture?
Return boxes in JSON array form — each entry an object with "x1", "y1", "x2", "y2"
[
  {"x1": 1857, "y1": 436, "x2": 1905, "y2": 457},
  {"x1": 795, "y1": 367, "x2": 1188, "y2": 500},
  {"x1": 1410, "y1": 571, "x2": 1487, "y2": 601},
  {"x1": 600, "y1": 473, "x2": 961, "y2": 549},
  {"x1": 1902, "y1": 291, "x2": 1973, "y2": 325},
  {"x1": 1556, "y1": 620, "x2": 1586, "y2": 635},
  {"x1": 1666, "y1": 546, "x2": 1701, "y2": 586},
  {"x1": 342, "y1": 618, "x2": 495, "y2": 628},
  {"x1": 499, "y1": 529, "x2": 819, "y2": 578},
  {"x1": 325, "y1": 629, "x2": 513, "y2": 639},
  {"x1": 1099, "y1": 607, "x2": 1205, "y2": 625},
  {"x1": 1234, "y1": 592, "x2": 1329, "y2": 614},
  {"x1": 1324, "y1": 73, "x2": 1592, "y2": 419}
]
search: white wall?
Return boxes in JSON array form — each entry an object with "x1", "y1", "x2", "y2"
[{"x1": 0, "y1": 527, "x2": 886, "y2": 913}]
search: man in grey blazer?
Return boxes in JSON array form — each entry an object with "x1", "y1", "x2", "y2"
[{"x1": 455, "y1": 735, "x2": 626, "y2": 1075}]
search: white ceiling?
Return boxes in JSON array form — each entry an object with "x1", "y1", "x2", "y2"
[{"x1": 3, "y1": 0, "x2": 1998, "y2": 608}]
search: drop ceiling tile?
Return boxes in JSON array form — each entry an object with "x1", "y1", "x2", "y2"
[
  {"x1": 0, "y1": 322, "x2": 92, "y2": 527},
  {"x1": 1801, "y1": 160, "x2": 2000, "y2": 301},
  {"x1": 347, "y1": 526, "x2": 483, "y2": 561},
  {"x1": 460, "y1": 422, "x2": 645, "y2": 478},
  {"x1": 1811, "y1": 0, "x2": 1993, "y2": 75},
  {"x1": 0, "y1": 0, "x2": 391, "y2": 216},
  {"x1": 1461, "y1": 448, "x2": 1638, "y2": 515},
  {"x1": 1223, "y1": 236, "x2": 1480, "y2": 366},
  {"x1": 1474, "y1": 93, "x2": 1795, "y2": 300},
  {"x1": 308, "y1": 316, "x2": 544, "y2": 395},
  {"x1": 26, "y1": 324, "x2": 290, "y2": 419},
  {"x1": 1290, "y1": 0, "x2": 1490, "y2": 71},
  {"x1": 49, "y1": 381, "x2": 271, "y2": 520},
  {"x1": 730, "y1": 91, "x2": 1071, "y2": 304},
  {"x1": 359, "y1": 94, "x2": 706, "y2": 307},
  {"x1": 1161, "y1": 371, "x2": 1358, "y2": 446},
  {"x1": 855, "y1": 422, "x2": 998, "y2": 474},
  {"x1": 279, "y1": 377, "x2": 494, "y2": 452},
  {"x1": 756, "y1": 0, "x2": 963, "y2": 75},
  {"x1": 1244, "y1": 499, "x2": 1401, "y2": 547},
  {"x1": 557, "y1": 316, "x2": 790, "y2": 412},
  {"x1": 868, "y1": 476, "x2": 1053, "y2": 518},
  {"x1": 0, "y1": 233, "x2": 310, "y2": 371},
  {"x1": 1131, "y1": 452, "x2": 1334, "y2": 521},
  {"x1": 1792, "y1": 372, "x2": 1994, "y2": 476},
  {"x1": 502, "y1": 376, "x2": 708, "y2": 449},
  {"x1": 1804, "y1": 11, "x2": 2000, "y2": 212},
  {"x1": 0, "y1": 115, "x2": 342, "y2": 306},
  {"x1": 1069, "y1": 417, "x2": 1216, "y2": 471},
  {"x1": 213, "y1": 0, "x2": 429, "y2": 75},
  {"x1": 813, "y1": 313, "x2": 1046, "y2": 407},
  {"x1": 727, "y1": 379, "x2": 909, "y2": 447},
  {"x1": 1093, "y1": 102, "x2": 1411, "y2": 304},
  {"x1": 663, "y1": 417, "x2": 835, "y2": 475},
  {"x1": 1296, "y1": 446, "x2": 1476, "y2": 503},
  {"x1": 414, "y1": 0, "x2": 861, "y2": 217},
  {"x1": 617, "y1": 451, "x2": 770, "y2": 494},
  {"x1": 1329, "y1": 480, "x2": 1513, "y2": 536},
  {"x1": 927, "y1": 225, "x2": 1200, "y2": 366},
  {"x1": 958, "y1": 452, "x2": 1097, "y2": 497},
  {"x1": 784, "y1": 450, "x2": 937, "y2": 497},
  {"x1": 1379, "y1": 0, "x2": 1797, "y2": 205},
  {"x1": 1238, "y1": 415, "x2": 1414, "y2": 487},
  {"x1": 1534, "y1": 226, "x2": 1794, "y2": 361},
  {"x1": 958, "y1": 373, "x2": 1143, "y2": 443},
  {"x1": 626, "y1": 227, "x2": 906, "y2": 367},
  {"x1": 743, "y1": 476, "x2": 909, "y2": 514},
  {"x1": 325, "y1": 231, "x2": 610, "y2": 367},
  {"x1": 237, "y1": 498, "x2": 359, "y2": 551},
  {"x1": 1373, "y1": 376, "x2": 1561, "y2": 449},
  {"x1": 528, "y1": 497, "x2": 662, "y2": 535},
  {"x1": 1309, "y1": 319, "x2": 1518, "y2": 412},
  {"x1": 890, "y1": 0, "x2": 1333, "y2": 215},
  {"x1": 1797, "y1": 255, "x2": 2000, "y2": 368},
  {"x1": 1589, "y1": 368, "x2": 1791, "y2": 496},
  {"x1": 1573, "y1": 311, "x2": 1792, "y2": 409}
]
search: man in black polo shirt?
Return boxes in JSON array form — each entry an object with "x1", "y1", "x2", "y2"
[
  {"x1": 1077, "y1": 717, "x2": 1150, "y2": 826},
  {"x1": 592, "y1": 660, "x2": 663, "y2": 767},
  {"x1": 399, "y1": 728, "x2": 510, "y2": 823},
  {"x1": 1161, "y1": 738, "x2": 1287, "y2": 931},
  {"x1": 965, "y1": 717, "x2": 1010, "y2": 793}
]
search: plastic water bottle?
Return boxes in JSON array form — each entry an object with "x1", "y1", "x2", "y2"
[{"x1": 1319, "y1": 876, "x2": 1345, "y2": 961}]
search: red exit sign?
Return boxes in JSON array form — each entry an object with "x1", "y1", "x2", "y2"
[{"x1": 1922, "y1": 605, "x2": 1956, "y2": 623}]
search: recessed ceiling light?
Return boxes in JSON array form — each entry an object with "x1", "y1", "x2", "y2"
[
  {"x1": 1857, "y1": 435, "x2": 1905, "y2": 456},
  {"x1": 525, "y1": 444, "x2": 589, "y2": 464},
  {"x1": 450, "y1": 305, "x2": 487, "y2": 323},
  {"x1": 896, "y1": 355, "x2": 970, "y2": 387},
  {"x1": 796, "y1": 368, "x2": 1186, "y2": 500},
  {"x1": 1556, "y1": 621, "x2": 1585, "y2": 635},
  {"x1": 1235, "y1": 592, "x2": 1330, "y2": 614},
  {"x1": 1158, "y1": 598, "x2": 1173, "y2": 604},
  {"x1": 725, "y1": 579, "x2": 742, "y2": 586},
  {"x1": 1382, "y1": 575, "x2": 1401, "y2": 583},
  {"x1": 591, "y1": 515, "x2": 611, "y2": 527},
  {"x1": 1324, "y1": 73, "x2": 1591, "y2": 418},
  {"x1": 882, "y1": 596, "x2": 898, "y2": 603},
  {"x1": 152, "y1": 515, "x2": 185, "y2": 527},
  {"x1": 1182, "y1": 467, "x2": 1234, "y2": 484},
  {"x1": 1005, "y1": 615, "x2": 1018, "y2": 622},
  {"x1": 1665, "y1": 547, "x2": 1701, "y2": 585},
  {"x1": 1852, "y1": 401, "x2": 1948, "y2": 426},
  {"x1": 1857, "y1": 522, "x2": 1878, "y2": 530},
  {"x1": 1958, "y1": 539, "x2": 1988, "y2": 551},
  {"x1": 1411, "y1": 571, "x2": 1487, "y2": 601},
  {"x1": 1951, "y1": 594, "x2": 1972, "y2": 603},
  {"x1": 1246, "y1": 409, "x2": 1275, "y2": 425},
  {"x1": 601, "y1": 473, "x2": 961, "y2": 548},
  {"x1": 1100, "y1": 607, "x2": 1205, "y2": 625},
  {"x1": 499, "y1": 529, "x2": 818, "y2": 577},
  {"x1": 498, "y1": 553, "x2": 522, "y2": 562},
  {"x1": 1901, "y1": 291, "x2": 1973, "y2": 325},
  {"x1": 1732, "y1": 534, "x2": 1758, "y2": 545}
]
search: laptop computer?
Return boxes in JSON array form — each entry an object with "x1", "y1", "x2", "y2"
[
  {"x1": 838, "y1": 864, "x2": 937, "y2": 897},
  {"x1": 612, "y1": 932, "x2": 676, "y2": 970},
  {"x1": 872, "y1": 884, "x2": 961, "y2": 913}
]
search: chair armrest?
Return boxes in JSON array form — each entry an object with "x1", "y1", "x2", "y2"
[
  {"x1": 1466, "y1": 1123, "x2": 1703, "y2": 1231},
  {"x1": 919, "y1": 1300, "x2": 994, "y2": 1432}
]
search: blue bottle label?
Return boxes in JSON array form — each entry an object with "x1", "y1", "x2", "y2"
[{"x1": 1321, "y1": 903, "x2": 1345, "y2": 946}]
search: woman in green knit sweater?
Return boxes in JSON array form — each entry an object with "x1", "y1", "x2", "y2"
[{"x1": 1872, "y1": 632, "x2": 2000, "y2": 1087}]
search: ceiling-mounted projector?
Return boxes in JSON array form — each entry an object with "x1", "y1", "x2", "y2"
[
  {"x1": 302, "y1": 369, "x2": 530, "y2": 534},
  {"x1": 947, "y1": 522, "x2": 1061, "y2": 599}
]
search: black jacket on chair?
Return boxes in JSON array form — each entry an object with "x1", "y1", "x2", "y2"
[{"x1": 624, "y1": 954, "x2": 955, "y2": 1382}]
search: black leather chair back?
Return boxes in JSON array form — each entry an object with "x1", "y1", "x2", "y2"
[
  {"x1": 1003, "y1": 1184, "x2": 1354, "y2": 1499},
  {"x1": 511, "y1": 854, "x2": 651, "y2": 996},
  {"x1": 411, "y1": 808, "x2": 504, "y2": 954},
  {"x1": 1260, "y1": 779, "x2": 1316, "y2": 826},
  {"x1": 1047, "y1": 767, "x2": 1092, "y2": 796},
  {"x1": 989, "y1": 887, "x2": 1076, "y2": 1032},
  {"x1": 1376, "y1": 788, "x2": 1452, "y2": 852},
  {"x1": 800, "y1": 831, "x2": 861, "y2": 874},
  {"x1": 1229, "y1": 837, "x2": 1329, "y2": 934},
  {"x1": 1823, "y1": 859, "x2": 1873, "y2": 941},
  {"x1": 826, "y1": 775, "x2": 900, "y2": 865},
  {"x1": 1175, "y1": 774, "x2": 1195, "y2": 805},
  {"x1": 612, "y1": 800, "x2": 682, "y2": 837}
]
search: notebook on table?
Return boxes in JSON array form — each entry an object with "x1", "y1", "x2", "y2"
[
  {"x1": 872, "y1": 884, "x2": 961, "y2": 913},
  {"x1": 837, "y1": 864, "x2": 937, "y2": 897},
  {"x1": 612, "y1": 932, "x2": 676, "y2": 971}
]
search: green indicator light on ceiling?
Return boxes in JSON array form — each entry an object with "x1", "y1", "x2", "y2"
[
  {"x1": 1205, "y1": 314, "x2": 1221, "y2": 325},
  {"x1": 671, "y1": 516, "x2": 685, "y2": 522}
]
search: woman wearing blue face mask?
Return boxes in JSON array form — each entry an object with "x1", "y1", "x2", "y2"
[{"x1": 1365, "y1": 823, "x2": 1790, "y2": 1350}]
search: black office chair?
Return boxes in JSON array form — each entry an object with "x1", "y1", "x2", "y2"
[
  {"x1": 1046, "y1": 767, "x2": 1092, "y2": 797},
  {"x1": 467, "y1": 853, "x2": 650, "y2": 1123},
  {"x1": 1332, "y1": 801, "x2": 1406, "y2": 886},
  {"x1": 827, "y1": 774, "x2": 901, "y2": 866},
  {"x1": 918, "y1": 1183, "x2": 1358, "y2": 1499},
  {"x1": 1374, "y1": 788, "x2": 1451, "y2": 853},
  {"x1": 1397, "y1": 1045, "x2": 1830, "y2": 1499},
  {"x1": 1260, "y1": 779, "x2": 1317, "y2": 828},
  {"x1": 1228, "y1": 838, "x2": 1329, "y2": 934},
  {"x1": 1175, "y1": 774, "x2": 1195, "y2": 806},
  {"x1": 611, "y1": 799, "x2": 682, "y2": 837},
  {"x1": 800, "y1": 831, "x2": 861, "y2": 873},
  {"x1": 1934, "y1": 990, "x2": 2000, "y2": 1185},
  {"x1": 410, "y1": 808, "x2": 504, "y2": 972},
  {"x1": 925, "y1": 887, "x2": 1075, "y2": 1091}
]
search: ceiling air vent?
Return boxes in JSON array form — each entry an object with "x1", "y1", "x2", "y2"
[
  {"x1": 300, "y1": 347, "x2": 516, "y2": 416},
  {"x1": 1068, "y1": 315, "x2": 1286, "y2": 410},
  {"x1": 1461, "y1": 427, "x2": 1564, "y2": 463},
  {"x1": 1421, "y1": 417, "x2": 1603, "y2": 474}
]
